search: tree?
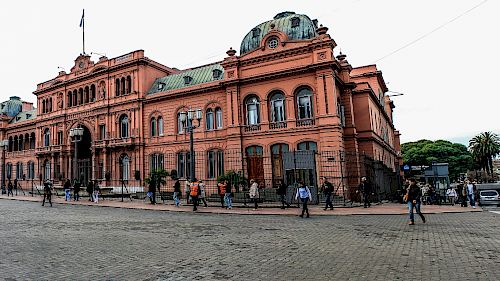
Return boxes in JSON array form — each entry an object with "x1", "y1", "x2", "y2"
[
  {"x1": 401, "y1": 139, "x2": 473, "y2": 181},
  {"x1": 469, "y1": 131, "x2": 500, "y2": 176},
  {"x1": 144, "y1": 169, "x2": 169, "y2": 201}
]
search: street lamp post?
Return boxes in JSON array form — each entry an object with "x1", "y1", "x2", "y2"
[
  {"x1": 179, "y1": 108, "x2": 202, "y2": 182},
  {"x1": 1, "y1": 139, "x2": 8, "y2": 194},
  {"x1": 70, "y1": 127, "x2": 84, "y2": 182}
]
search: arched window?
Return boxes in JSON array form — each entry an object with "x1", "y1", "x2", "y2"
[
  {"x1": 27, "y1": 161, "x2": 35, "y2": 179},
  {"x1": 115, "y1": 78, "x2": 120, "y2": 96},
  {"x1": 42, "y1": 100, "x2": 46, "y2": 114},
  {"x1": 246, "y1": 145, "x2": 263, "y2": 156},
  {"x1": 245, "y1": 96, "x2": 260, "y2": 125},
  {"x1": 120, "y1": 154, "x2": 130, "y2": 180},
  {"x1": 19, "y1": 135, "x2": 24, "y2": 151},
  {"x1": 16, "y1": 162, "x2": 23, "y2": 179},
  {"x1": 157, "y1": 116, "x2": 164, "y2": 136},
  {"x1": 78, "y1": 88, "x2": 83, "y2": 105},
  {"x1": 67, "y1": 91, "x2": 72, "y2": 107},
  {"x1": 13, "y1": 136, "x2": 18, "y2": 151},
  {"x1": 119, "y1": 115, "x2": 129, "y2": 139},
  {"x1": 84, "y1": 86, "x2": 89, "y2": 103},
  {"x1": 30, "y1": 132, "x2": 35, "y2": 149},
  {"x1": 150, "y1": 117, "x2": 157, "y2": 137},
  {"x1": 90, "y1": 84, "x2": 96, "y2": 102},
  {"x1": 296, "y1": 87, "x2": 313, "y2": 119},
  {"x1": 121, "y1": 77, "x2": 126, "y2": 96},
  {"x1": 297, "y1": 141, "x2": 317, "y2": 151},
  {"x1": 8, "y1": 137, "x2": 13, "y2": 152},
  {"x1": 72, "y1": 90, "x2": 77, "y2": 106},
  {"x1": 177, "y1": 112, "x2": 192, "y2": 134},
  {"x1": 126, "y1": 76, "x2": 132, "y2": 94},
  {"x1": 270, "y1": 91, "x2": 286, "y2": 123},
  {"x1": 215, "y1": 107, "x2": 223, "y2": 129},
  {"x1": 206, "y1": 108, "x2": 214, "y2": 130},
  {"x1": 24, "y1": 133, "x2": 29, "y2": 150},
  {"x1": 43, "y1": 128, "x2": 50, "y2": 147}
]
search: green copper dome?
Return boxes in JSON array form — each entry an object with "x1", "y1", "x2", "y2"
[
  {"x1": 240, "y1": 12, "x2": 318, "y2": 55},
  {"x1": 0, "y1": 96, "x2": 23, "y2": 117}
]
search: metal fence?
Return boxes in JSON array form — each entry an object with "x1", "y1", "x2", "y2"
[{"x1": 11, "y1": 150, "x2": 400, "y2": 206}]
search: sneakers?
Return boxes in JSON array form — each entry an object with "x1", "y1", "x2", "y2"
[{"x1": 472, "y1": 206, "x2": 476, "y2": 209}]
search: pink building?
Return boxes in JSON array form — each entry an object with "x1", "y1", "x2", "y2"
[{"x1": 0, "y1": 12, "x2": 402, "y2": 200}]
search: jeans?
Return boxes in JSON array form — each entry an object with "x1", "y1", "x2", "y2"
[
  {"x1": 173, "y1": 192, "x2": 181, "y2": 206},
  {"x1": 93, "y1": 191, "x2": 99, "y2": 203},
  {"x1": 325, "y1": 193, "x2": 333, "y2": 210},
  {"x1": 65, "y1": 189, "x2": 71, "y2": 201},
  {"x1": 408, "y1": 201, "x2": 425, "y2": 222},
  {"x1": 224, "y1": 193, "x2": 232, "y2": 209},
  {"x1": 300, "y1": 198, "x2": 310, "y2": 217},
  {"x1": 468, "y1": 194, "x2": 475, "y2": 207}
]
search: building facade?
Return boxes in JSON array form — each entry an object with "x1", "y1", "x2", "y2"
[{"x1": 0, "y1": 12, "x2": 402, "y2": 199}]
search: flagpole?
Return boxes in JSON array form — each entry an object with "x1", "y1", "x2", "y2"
[{"x1": 82, "y1": 9, "x2": 85, "y2": 54}]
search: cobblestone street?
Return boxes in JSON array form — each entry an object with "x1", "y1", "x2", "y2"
[{"x1": 0, "y1": 199, "x2": 499, "y2": 281}]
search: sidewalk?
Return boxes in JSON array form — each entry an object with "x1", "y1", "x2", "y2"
[{"x1": 0, "y1": 194, "x2": 482, "y2": 216}]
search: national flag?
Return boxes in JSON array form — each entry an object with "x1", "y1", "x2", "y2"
[{"x1": 79, "y1": 9, "x2": 84, "y2": 28}]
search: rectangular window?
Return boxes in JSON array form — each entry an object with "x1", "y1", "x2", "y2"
[
  {"x1": 216, "y1": 109, "x2": 223, "y2": 129},
  {"x1": 98, "y1": 160, "x2": 104, "y2": 179},
  {"x1": 217, "y1": 150, "x2": 224, "y2": 176},
  {"x1": 207, "y1": 151, "x2": 215, "y2": 178},
  {"x1": 99, "y1": 125, "x2": 106, "y2": 140},
  {"x1": 298, "y1": 96, "x2": 312, "y2": 119},
  {"x1": 57, "y1": 131, "x2": 63, "y2": 145}
]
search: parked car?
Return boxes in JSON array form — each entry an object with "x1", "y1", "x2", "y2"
[{"x1": 478, "y1": 190, "x2": 500, "y2": 206}]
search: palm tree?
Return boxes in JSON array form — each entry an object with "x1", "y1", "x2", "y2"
[{"x1": 469, "y1": 132, "x2": 500, "y2": 176}]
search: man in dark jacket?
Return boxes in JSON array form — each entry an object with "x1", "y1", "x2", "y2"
[
  {"x1": 321, "y1": 177, "x2": 334, "y2": 211},
  {"x1": 276, "y1": 180, "x2": 289, "y2": 209},
  {"x1": 357, "y1": 177, "x2": 372, "y2": 208},
  {"x1": 42, "y1": 180, "x2": 53, "y2": 207},
  {"x1": 73, "y1": 179, "x2": 81, "y2": 201},
  {"x1": 7, "y1": 180, "x2": 14, "y2": 197},
  {"x1": 407, "y1": 179, "x2": 426, "y2": 225},
  {"x1": 86, "y1": 180, "x2": 94, "y2": 202}
]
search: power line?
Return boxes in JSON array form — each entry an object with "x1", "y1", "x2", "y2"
[{"x1": 374, "y1": 0, "x2": 488, "y2": 63}]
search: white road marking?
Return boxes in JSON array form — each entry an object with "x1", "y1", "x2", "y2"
[{"x1": 489, "y1": 211, "x2": 500, "y2": 215}]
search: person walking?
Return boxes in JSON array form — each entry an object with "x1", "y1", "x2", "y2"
[
  {"x1": 466, "y1": 180, "x2": 476, "y2": 209},
  {"x1": 357, "y1": 177, "x2": 372, "y2": 208},
  {"x1": 224, "y1": 180, "x2": 233, "y2": 209},
  {"x1": 73, "y1": 179, "x2": 81, "y2": 201},
  {"x1": 42, "y1": 180, "x2": 53, "y2": 207},
  {"x1": 458, "y1": 182, "x2": 467, "y2": 207},
  {"x1": 63, "y1": 179, "x2": 71, "y2": 201},
  {"x1": 276, "y1": 180, "x2": 289, "y2": 209},
  {"x1": 295, "y1": 180, "x2": 312, "y2": 218},
  {"x1": 86, "y1": 180, "x2": 94, "y2": 202},
  {"x1": 321, "y1": 177, "x2": 334, "y2": 211},
  {"x1": 406, "y1": 179, "x2": 426, "y2": 225},
  {"x1": 190, "y1": 179, "x2": 200, "y2": 211},
  {"x1": 173, "y1": 177, "x2": 181, "y2": 207},
  {"x1": 198, "y1": 180, "x2": 208, "y2": 207},
  {"x1": 13, "y1": 178, "x2": 18, "y2": 196},
  {"x1": 7, "y1": 180, "x2": 14, "y2": 197},
  {"x1": 249, "y1": 179, "x2": 259, "y2": 210},
  {"x1": 93, "y1": 180, "x2": 100, "y2": 203},
  {"x1": 184, "y1": 179, "x2": 191, "y2": 205},
  {"x1": 446, "y1": 186, "x2": 457, "y2": 206},
  {"x1": 217, "y1": 180, "x2": 226, "y2": 208},
  {"x1": 148, "y1": 177, "x2": 157, "y2": 205}
]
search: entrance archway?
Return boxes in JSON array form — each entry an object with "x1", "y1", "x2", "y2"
[{"x1": 73, "y1": 125, "x2": 92, "y2": 185}]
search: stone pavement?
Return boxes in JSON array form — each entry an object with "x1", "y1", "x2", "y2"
[
  {"x1": 0, "y1": 194, "x2": 482, "y2": 216},
  {"x1": 1, "y1": 199, "x2": 498, "y2": 281}
]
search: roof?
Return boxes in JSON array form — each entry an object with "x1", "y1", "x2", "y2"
[
  {"x1": 148, "y1": 63, "x2": 224, "y2": 95},
  {"x1": 9, "y1": 109, "x2": 37, "y2": 124},
  {"x1": 240, "y1": 12, "x2": 318, "y2": 55},
  {"x1": 0, "y1": 96, "x2": 23, "y2": 117}
]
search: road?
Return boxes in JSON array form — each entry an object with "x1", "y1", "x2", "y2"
[{"x1": 0, "y1": 200, "x2": 499, "y2": 281}]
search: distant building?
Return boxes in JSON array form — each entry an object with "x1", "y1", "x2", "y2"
[{"x1": 0, "y1": 12, "x2": 402, "y2": 198}]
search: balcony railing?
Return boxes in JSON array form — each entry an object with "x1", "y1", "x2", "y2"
[
  {"x1": 244, "y1": 124, "x2": 261, "y2": 132},
  {"x1": 296, "y1": 118, "x2": 315, "y2": 127},
  {"x1": 269, "y1": 121, "x2": 287, "y2": 130}
]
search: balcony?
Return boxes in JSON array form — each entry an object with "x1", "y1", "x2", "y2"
[
  {"x1": 296, "y1": 118, "x2": 315, "y2": 127},
  {"x1": 244, "y1": 124, "x2": 261, "y2": 132},
  {"x1": 269, "y1": 121, "x2": 287, "y2": 130}
]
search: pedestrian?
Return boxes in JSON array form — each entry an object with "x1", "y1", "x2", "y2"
[
  {"x1": 249, "y1": 179, "x2": 259, "y2": 210},
  {"x1": 190, "y1": 178, "x2": 200, "y2": 211},
  {"x1": 224, "y1": 180, "x2": 233, "y2": 209},
  {"x1": 466, "y1": 180, "x2": 476, "y2": 209},
  {"x1": 63, "y1": 178, "x2": 71, "y2": 201},
  {"x1": 446, "y1": 186, "x2": 457, "y2": 206},
  {"x1": 184, "y1": 179, "x2": 191, "y2": 205},
  {"x1": 276, "y1": 180, "x2": 289, "y2": 209},
  {"x1": 74, "y1": 179, "x2": 81, "y2": 201},
  {"x1": 406, "y1": 178, "x2": 426, "y2": 225},
  {"x1": 321, "y1": 177, "x2": 334, "y2": 211},
  {"x1": 93, "y1": 180, "x2": 100, "y2": 203},
  {"x1": 198, "y1": 180, "x2": 208, "y2": 207},
  {"x1": 217, "y1": 180, "x2": 226, "y2": 208},
  {"x1": 173, "y1": 177, "x2": 181, "y2": 207},
  {"x1": 7, "y1": 180, "x2": 14, "y2": 197},
  {"x1": 295, "y1": 180, "x2": 312, "y2": 218},
  {"x1": 148, "y1": 177, "x2": 156, "y2": 204},
  {"x1": 86, "y1": 180, "x2": 94, "y2": 202},
  {"x1": 357, "y1": 177, "x2": 372, "y2": 208},
  {"x1": 42, "y1": 180, "x2": 53, "y2": 207}
]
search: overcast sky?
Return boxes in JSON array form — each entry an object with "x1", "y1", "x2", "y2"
[{"x1": 0, "y1": 0, "x2": 497, "y2": 144}]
